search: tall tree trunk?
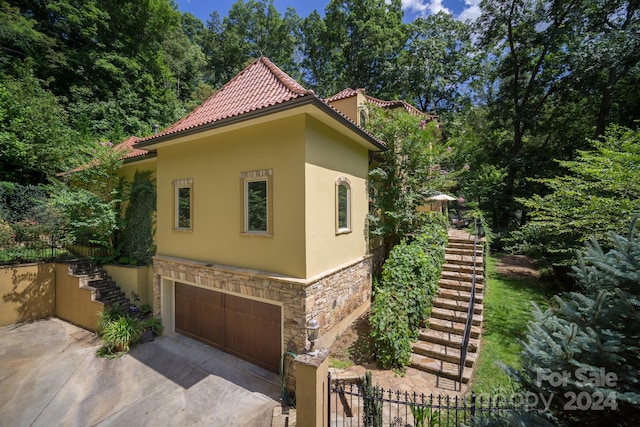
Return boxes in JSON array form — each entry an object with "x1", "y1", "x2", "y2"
[{"x1": 595, "y1": 67, "x2": 617, "y2": 138}]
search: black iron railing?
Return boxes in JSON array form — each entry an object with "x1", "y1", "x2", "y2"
[
  {"x1": 458, "y1": 219, "x2": 479, "y2": 387},
  {"x1": 329, "y1": 375, "x2": 530, "y2": 426},
  {"x1": 0, "y1": 234, "x2": 73, "y2": 265}
]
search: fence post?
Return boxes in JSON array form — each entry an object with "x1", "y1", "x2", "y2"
[
  {"x1": 295, "y1": 348, "x2": 330, "y2": 427},
  {"x1": 471, "y1": 390, "x2": 476, "y2": 419}
]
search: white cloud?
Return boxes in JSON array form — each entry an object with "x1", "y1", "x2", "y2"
[
  {"x1": 457, "y1": 0, "x2": 482, "y2": 22},
  {"x1": 401, "y1": 0, "x2": 481, "y2": 21},
  {"x1": 401, "y1": 0, "x2": 451, "y2": 15}
]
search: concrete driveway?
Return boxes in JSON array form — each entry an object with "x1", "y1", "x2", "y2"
[{"x1": 0, "y1": 318, "x2": 282, "y2": 426}]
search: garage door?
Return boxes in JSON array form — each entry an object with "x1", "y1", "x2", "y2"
[{"x1": 175, "y1": 282, "x2": 282, "y2": 373}]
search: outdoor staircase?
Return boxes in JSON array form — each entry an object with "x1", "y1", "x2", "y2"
[
  {"x1": 69, "y1": 261, "x2": 135, "y2": 311},
  {"x1": 410, "y1": 229, "x2": 484, "y2": 385}
]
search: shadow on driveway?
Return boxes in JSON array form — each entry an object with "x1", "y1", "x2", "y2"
[{"x1": 0, "y1": 318, "x2": 281, "y2": 426}]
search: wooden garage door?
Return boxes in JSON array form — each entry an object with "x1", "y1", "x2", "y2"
[{"x1": 175, "y1": 282, "x2": 281, "y2": 373}]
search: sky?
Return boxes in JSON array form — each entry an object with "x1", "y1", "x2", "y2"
[{"x1": 174, "y1": 0, "x2": 482, "y2": 24}]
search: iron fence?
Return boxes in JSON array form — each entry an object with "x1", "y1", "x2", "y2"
[
  {"x1": 329, "y1": 376, "x2": 530, "y2": 426},
  {"x1": 0, "y1": 234, "x2": 91, "y2": 265}
]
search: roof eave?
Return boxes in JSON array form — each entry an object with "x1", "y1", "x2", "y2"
[{"x1": 136, "y1": 95, "x2": 386, "y2": 152}]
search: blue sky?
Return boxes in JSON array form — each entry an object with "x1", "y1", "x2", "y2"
[{"x1": 174, "y1": 0, "x2": 482, "y2": 24}]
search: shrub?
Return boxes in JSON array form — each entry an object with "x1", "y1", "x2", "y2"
[
  {"x1": 369, "y1": 287, "x2": 413, "y2": 369},
  {"x1": 101, "y1": 315, "x2": 143, "y2": 353},
  {"x1": 370, "y1": 217, "x2": 448, "y2": 369}
]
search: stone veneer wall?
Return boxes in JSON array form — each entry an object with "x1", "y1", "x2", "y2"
[{"x1": 152, "y1": 255, "x2": 372, "y2": 355}]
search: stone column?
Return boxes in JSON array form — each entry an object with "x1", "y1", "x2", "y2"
[{"x1": 295, "y1": 349, "x2": 330, "y2": 427}]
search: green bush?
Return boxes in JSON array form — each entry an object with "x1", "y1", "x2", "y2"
[
  {"x1": 370, "y1": 217, "x2": 448, "y2": 369},
  {"x1": 369, "y1": 287, "x2": 412, "y2": 369},
  {"x1": 101, "y1": 315, "x2": 143, "y2": 353}
]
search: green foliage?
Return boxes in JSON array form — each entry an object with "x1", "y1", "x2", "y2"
[
  {"x1": 120, "y1": 170, "x2": 156, "y2": 265},
  {"x1": 369, "y1": 286, "x2": 413, "y2": 369},
  {"x1": 0, "y1": 75, "x2": 82, "y2": 183},
  {"x1": 101, "y1": 315, "x2": 144, "y2": 353},
  {"x1": 359, "y1": 371, "x2": 383, "y2": 427},
  {"x1": 502, "y1": 219, "x2": 640, "y2": 424},
  {"x1": 370, "y1": 219, "x2": 447, "y2": 369},
  {"x1": 366, "y1": 105, "x2": 453, "y2": 249},
  {"x1": 514, "y1": 126, "x2": 640, "y2": 266},
  {"x1": 142, "y1": 316, "x2": 164, "y2": 336},
  {"x1": 401, "y1": 12, "x2": 478, "y2": 115},
  {"x1": 409, "y1": 398, "x2": 439, "y2": 427}
]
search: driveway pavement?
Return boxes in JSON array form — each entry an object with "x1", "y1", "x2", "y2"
[{"x1": 0, "y1": 318, "x2": 282, "y2": 426}]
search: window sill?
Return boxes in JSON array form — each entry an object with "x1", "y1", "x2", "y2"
[
  {"x1": 241, "y1": 232, "x2": 274, "y2": 237},
  {"x1": 336, "y1": 229, "x2": 352, "y2": 235}
]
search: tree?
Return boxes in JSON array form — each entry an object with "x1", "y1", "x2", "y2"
[
  {"x1": 502, "y1": 219, "x2": 640, "y2": 425},
  {"x1": 366, "y1": 106, "x2": 452, "y2": 251},
  {"x1": 309, "y1": 0, "x2": 407, "y2": 98},
  {"x1": 513, "y1": 126, "x2": 640, "y2": 267},
  {"x1": 400, "y1": 12, "x2": 478, "y2": 115},
  {"x1": 0, "y1": 75, "x2": 81, "y2": 183},
  {"x1": 476, "y1": 0, "x2": 582, "y2": 227},
  {"x1": 201, "y1": 0, "x2": 301, "y2": 89}
]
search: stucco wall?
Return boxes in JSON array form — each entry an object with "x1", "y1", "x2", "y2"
[
  {"x1": 0, "y1": 263, "x2": 55, "y2": 326},
  {"x1": 155, "y1": 116, "x2": 307, "y2": 278},
  {"x1": 55, "y1": 264, "x2": 103, "y2": 331},
  {"x1": 104, "y1": 265, "x2": 153, "y2": 306},
  {"x1": 304, "y1": 116, "x2": 370, "y2": 278}
]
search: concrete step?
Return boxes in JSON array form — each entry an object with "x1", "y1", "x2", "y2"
[
  {"x1": 438, "y1": 278, "x2": 484, "y2": 293},
  {"x1": 410, "y1": 354, "x2": 471, "y2": 383},
  {"x1": 418, "y1": 328, "x2": 480, "y2": 352},
  {"x1": 440, "y1": 270, "x2": 484, "y2": 284},
  {"x1": 412, "y1": 341, "x2": 476, "y2": 367},
  {"x1": 438, "y1": 288, "x2": 484, "y2": 304},
  {"x1": 429, "y1": 317, "x2": 481, "y2": 339},
  {"x1": 433, "y1": 297, "x2": 483, "y2": 315},
  {"x1": 431, "y1": 307, "x2": 483, "y2": 326}
]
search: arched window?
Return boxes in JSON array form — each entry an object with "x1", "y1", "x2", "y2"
[{"x1": 336, "y1": 177, "x2": 351, "y2": 234}]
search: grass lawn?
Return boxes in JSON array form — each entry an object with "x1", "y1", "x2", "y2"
[{"x1": 470, "y1": 253, "x2": 554, "y2": 395}]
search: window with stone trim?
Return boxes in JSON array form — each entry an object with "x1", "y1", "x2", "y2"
[
  {"x1": 173, "y1": 178, "x2": 193, "y2": 230},
  {"x1": 241, "y1": 169, "x2": 272, "y2": 235}
]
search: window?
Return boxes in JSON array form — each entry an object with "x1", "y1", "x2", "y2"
[
  {"x1": 173, "y1": 179, "x2": 193, "y2": 230},
  {"x1": 241, "y1": 169, "x2": 272, "y2": 235},
  {"x1": 336, "y1": 177, "x2": 351, "y2": 234}
]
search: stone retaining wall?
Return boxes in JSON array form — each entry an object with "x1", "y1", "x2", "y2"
[{"x1": 152, "y1": 255, "x2": 372, "y2": 354}]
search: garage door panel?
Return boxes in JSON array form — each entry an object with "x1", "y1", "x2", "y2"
[
  {"x1": 225, "y1": 295, "x2": 281, "y2": 372},
  {"x1": 175, "y1": 283, "x2": 225, "y2": 349},
  {"x1": 174, "y1": 283, "x2": 281, "y2": 373}
]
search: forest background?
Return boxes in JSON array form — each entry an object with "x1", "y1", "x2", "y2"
[{"x1": 1, "y1": 0, "x2": 639, "y2": 270}]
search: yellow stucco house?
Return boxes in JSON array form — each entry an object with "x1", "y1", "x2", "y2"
[{"x1": 122, "y1": 57, "x2": 386, "y2": 373}]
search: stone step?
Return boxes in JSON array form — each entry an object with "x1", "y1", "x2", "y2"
[
  {"x1": 444, "y1": 253, "x2": 483, "y2": 267},
  {"x1": 410, "y1": 354, "x2": 471, "y2": 383},
  {"x1": 438, "y1": 278, "x2": 484, "y2": 293},
  {"x1": 431, "y1": 307, "x2": 483, "y2": 326},
  {"x1": 441, "y1": 263, "x2": 479, "y2": 275},
  {"x1": 433, "y1": 297, "x2": 483, "y2": 315},
  {"x1": 99, "y1": 292, "x2": 126, "y2": 304},
  {"x1": 88, "y1": 278, "x2": 116, "y2": 289},
  {"x1": 440, "y1": 270, "x2": 484, "y2": 284},
  {"x1": 446, "y1": 247, "x2": 483, "y2": 257},
  {"x1": 438, "y1": 288, "x2": 483, "y2": 304},
  {"x1": 412, "y1": 341, "x2": 476, "y2": 367},
  {"x1": 418, "y1": 328, "x2": 480, "y2": 352},
  {"x1": 429, "y1": 317, "x2": 481, "y2": 339}
]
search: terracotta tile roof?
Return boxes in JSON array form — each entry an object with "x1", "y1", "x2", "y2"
[
  {"x1": 117, "y1": 135, "x2": 149, "y2": 160},
  {"x1": 57, "y1": 136, "x2": 150, "y2": 176},
  {"x1": 140, "y1": 57, "x2": 315, "y2": 143},
  {"x1": 327, "y1": 88, "x2": 438, "y2": 121}
]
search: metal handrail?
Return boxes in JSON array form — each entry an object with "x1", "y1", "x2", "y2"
[{"x1": 458, "y1": 218, "x2": 479, "y2": 387}]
